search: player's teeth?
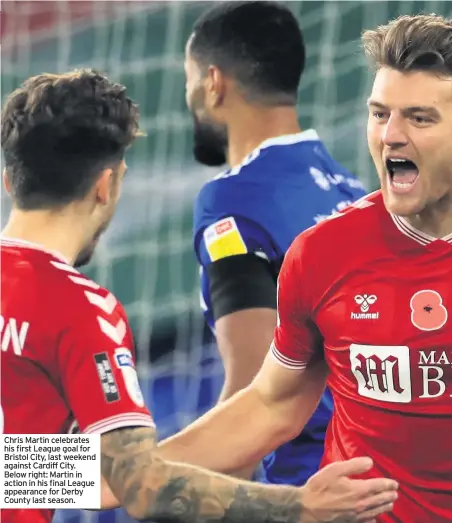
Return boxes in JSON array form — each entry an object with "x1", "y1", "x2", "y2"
[{"x1": 393, "y1": 182, "x2": 413, "y2": 188}]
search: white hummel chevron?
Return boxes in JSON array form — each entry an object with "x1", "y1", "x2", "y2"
[
  {"x1": 50, "y1": 261, "x2": 79, "y2": 274},
  {"x1": 85, "y1": 291, "x2": 117, "y2": 315},
  {"x1": 350, "y1": 190, "x2": 378, "y2": 209},
  {"x1": 97, "y1": 316, "x2": 127, "y2": 344},
  {"x1": 351, "y1": 199, "x2": 374, "y2": 209},
  {"x1": 68, "y1": 275, "x2": 100, "y2": 289}
]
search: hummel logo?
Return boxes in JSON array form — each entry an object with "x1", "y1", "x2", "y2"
[
  {"x1": 355, "y1": 294, "x2": 377, "y2": 312},
  {"x1": 351, "y1": 294, "x2": 379, "y2": 320}
]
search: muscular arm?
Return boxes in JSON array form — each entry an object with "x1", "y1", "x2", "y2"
[
  {"x1": 207, "y1": 254, "x2": 279, "y2": 477},
  {"x1": 216, "y1": 309, "x2": 277, "y2": 402},
  {"x1": 101, "y1": 426, "x2": 303, "y2": 523},
  {"x1": 157, "y1": 353, "x2": 329, "y2": 475},
  {"x1": 214, "y1": 309, "x2": 276, "y2": 479},
  {"x1": 208, "y1": 254, "x2": 278, "y2": 403},
  {"x1": 200, "y1": 223, "x2": 281, "y2": 402}
]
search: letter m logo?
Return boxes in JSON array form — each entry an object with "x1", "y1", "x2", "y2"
[{"x1": 349, "y1": 344, "x2": 412, "y2": 403}]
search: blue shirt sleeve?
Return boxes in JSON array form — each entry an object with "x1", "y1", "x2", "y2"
[
  {"x1": 195, "y1": 215, "x2": 279, "y2": 270},
  {"x1": 194, "y1": 178, "x2": 282, "y2": 330},
  {"x1": 193, "y1": 177, "x2": 282, "y2": 270}
]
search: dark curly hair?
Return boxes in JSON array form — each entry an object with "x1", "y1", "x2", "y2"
[{"x1": 1, "y1": 69, "x2": 140, "y2": 209}]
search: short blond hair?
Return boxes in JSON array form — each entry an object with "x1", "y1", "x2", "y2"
[{"x1": 362, "y1": 14, "x2": 452, "y2": 75}]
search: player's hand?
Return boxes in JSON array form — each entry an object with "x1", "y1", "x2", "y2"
[{"x1": 300, "y1": 457, "x2": 398, "y2": 523}]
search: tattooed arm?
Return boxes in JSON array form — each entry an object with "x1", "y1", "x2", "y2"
[
  {"x1": 101, "y1": 426, "x2": 303, "y2": 523},
  {"x1": 101, "y1": 426, "x2": 398, "y2": 523},
  {"x1": 157, "y1": 355, "x2": 327, "y2": 473}
]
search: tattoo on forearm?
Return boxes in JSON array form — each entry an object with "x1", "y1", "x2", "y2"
[{"x1": 101, "y1": 427, "x2": 302, "y2": 523}]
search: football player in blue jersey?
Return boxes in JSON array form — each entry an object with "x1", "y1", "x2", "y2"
[{"x1": 160, "y1": 0, "x2": 367, "y2": 485}]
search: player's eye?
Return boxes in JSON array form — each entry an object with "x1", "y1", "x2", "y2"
[
  {"x1": 372, "y1": 111, "x2": 387, "y2": 120},
  {"x1": 410, "y1": 115, "x2": 431, "y2": 125}
]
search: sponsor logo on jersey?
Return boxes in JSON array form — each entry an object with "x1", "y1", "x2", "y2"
[
  {"x1": 310, "y1": 167, "x2": 365, "y2": 192},
  {"x1": 310, "y1": 167, "x2": 331, "y2": 191},
  {"x1": 115, "y1": 351, "x2": 133, "y2": 368},
  {"x1": 203, "y1": 217, "x2": 247, "y2": 262},
  {"x1": 350, "y1": 343, "x2": 452, "y2": 403},
  {"x1": 351, "y1": 294, "x2": 379, "y2": 320},
  {"x1": 350, "y1": 344, "x2": 411, "y2": 403},
  {"x1": 215, "y1": 220, "x2": 234, "y2": 235}
]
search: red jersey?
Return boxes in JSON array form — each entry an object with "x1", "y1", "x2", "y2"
[
  {"x1": 0, "y1": 238, "x2": 155, "y2": 523},
  {"x1": 272, "y1": 191, "x2": 452, "y2": 522}
]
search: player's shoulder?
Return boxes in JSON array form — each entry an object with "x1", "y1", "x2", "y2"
[
  {"x1": 195, "y1": 133, "x2": 300, "y2": 212},
  {"x1": 0, "y1": 239, "x2": 76, "y2": 293},
  {"x1": 40, "y1": 258, "x2": 130, "y2": 350},
  {"x1": 44, "y1": 259, "x2": 126, "y2": 322},
  {"x1": 1, "y1": 239, "x2": 125, "y2": 322},
  {"x1": 292, "y1": 190, "x2": 383, "y2": 251},
  {"x1": 196, "y1": 160, "x2": 258, "y2": 209},
  {"x1": 194, "y1": 162, "x2": 266, "y2": 235}
]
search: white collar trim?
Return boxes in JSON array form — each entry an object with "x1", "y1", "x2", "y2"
[
  {"x1": 214, "y1": 129, "x2": 320, "y2": 180},
  {"x1": 391, "y1": 215, "x2": 452, "y2": 245},
  {"x1": 256, "y1": 129, "x2": 319, "y2": 150}
]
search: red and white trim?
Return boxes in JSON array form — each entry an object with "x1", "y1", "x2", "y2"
[
  {"x1": 270, "y1": 341, "x2": 307, "y2": 370},
  {"x1": 391, "y1": 215, "x2": 452, "y2": 246},
  {"x1": 84, "y1": 413, "x2": 155, "y2": 435},
  {"x1": 0, "y1": 236, "x2": 70, "y2": 263}
]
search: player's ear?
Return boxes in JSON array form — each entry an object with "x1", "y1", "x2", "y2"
[
  {"x1": 3, "y1": 169, "x2": 11, "y2": 195},
  {"x1": 206, "y1": 65, "x2": 226, "y2": 109},
  {"x1": 94, "y1": 168, "x2": 114, "y2": 205}
]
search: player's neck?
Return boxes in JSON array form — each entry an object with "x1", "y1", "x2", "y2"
[
  {"x1": 404, "y1": 197, "x2": 452, "y2": 239},
  {"x1": 2, "y1": 208, "x2": 86, "y2": 265},
  {"x1": 227, "y1": 106, "x2": 301, "y2": 168}
]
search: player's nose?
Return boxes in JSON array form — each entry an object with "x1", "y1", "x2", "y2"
[{"x1": 382, "y1": 115, "x2": 409, "y2": 148}]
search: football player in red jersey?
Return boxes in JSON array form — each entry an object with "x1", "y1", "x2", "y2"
[
  {"x1": 158, "y1": 13, "x2": 452, "y2": 523},
  {"x1": 0, "y1": 69, "x2": 397, "y2": 523}
]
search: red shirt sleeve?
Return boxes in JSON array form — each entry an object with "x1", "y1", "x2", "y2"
[
  {"x1": 57, "y1": 284, "x2": 155, "y2": 435},
  {"x1": 271, "y1": 232, "x2": 322, "y2": 369}
]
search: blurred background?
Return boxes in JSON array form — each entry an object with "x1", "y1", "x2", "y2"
[{"x1": 1, "y1": 1, "x2": 450, "y2": 522}]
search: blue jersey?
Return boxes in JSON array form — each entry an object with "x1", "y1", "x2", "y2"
[{"x1": 193, "y1": 130, "x2": 367, "y2": 486}]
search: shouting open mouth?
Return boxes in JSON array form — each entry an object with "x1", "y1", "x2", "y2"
[{"x1": 386, "y1": 157, "x2": 419, "y2": 194}]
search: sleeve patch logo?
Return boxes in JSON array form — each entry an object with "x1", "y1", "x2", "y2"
[
  {"x1": 114, "y1": 348, "x2": 145, "y2": 408},
  {"x1": 115, "y1": 351, "x2": 133, "y2": 368},
  {"x1": 203, "y1": 217, "x2": 247, "y2": 262},
  {"x1": 215, "y1": 220, "x2": 233, "y2": 235},
  {"x1": 94, "y1": 352, "x2": 120, "y2": 403}
]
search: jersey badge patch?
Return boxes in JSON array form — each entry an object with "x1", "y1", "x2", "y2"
[
  {"x1": 114, "y1": 348, "x2": 145, "y2": 407},
  {"x1": 204, "y1": 217, "x2": 247, "y2": 262},
  {"x1": 94, "y1": 352, "x2": 120, "y2": 403}
]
